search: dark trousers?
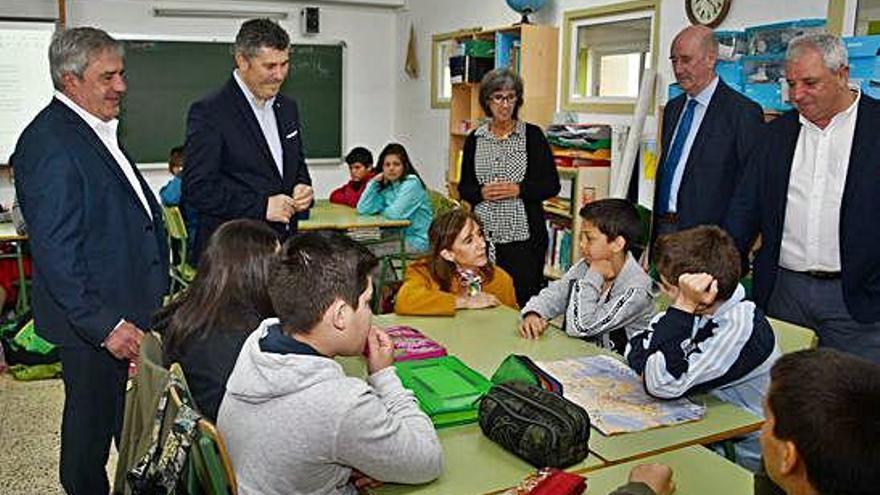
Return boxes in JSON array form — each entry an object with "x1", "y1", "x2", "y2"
[
  {"x1": 58, "y1": 345, "x2": 129, "y2": 495},
  {"x1": 495, "y1": 236, "x2": 548, "y2": 308},
  {"x1": 767, "y1": 268, "x2": 880, "y2": 363}
]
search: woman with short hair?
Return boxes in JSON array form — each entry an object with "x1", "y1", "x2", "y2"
[{"x1": 458, "y1": 68, "x2": 560, "y2": 307}]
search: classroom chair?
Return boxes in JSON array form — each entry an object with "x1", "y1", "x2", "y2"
[
  {"x1": 428, "y1": 188, "x2": 460, "y2": 218},
  {"x1": 168, "y1": 363, "x2": 238, "y2": 495},
  {"x1": 162, "y1": 206, "x2": 197, "y2": 296}
]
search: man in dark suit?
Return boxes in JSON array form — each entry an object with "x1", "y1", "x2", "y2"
[
  {"x1": 183, "y1": 18, "x2": 313, "y2": 262},
  {"x1": 725, "y1": 33, "x2": 880, "y2": 363},
  {"x1": 652, "y1": 25, "x2": 764, "y2": 239},
  {"x1": 12, "y1": 28, "x2": 168, "y2": 494}
]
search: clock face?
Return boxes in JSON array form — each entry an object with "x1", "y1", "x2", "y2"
[{"x1": 686, "y1": 0, "x2": 731, "y2": 29}]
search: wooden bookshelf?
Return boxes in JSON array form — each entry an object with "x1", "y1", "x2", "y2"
[
  {"x1": 446, "y1": 24, "x2": 559, "y2": 194},
  {"x1": 543, "y1": 163, "x2": 612, "y2": 277}
]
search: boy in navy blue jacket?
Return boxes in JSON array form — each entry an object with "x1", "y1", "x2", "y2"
[{"x1": 626, "y1": 226, "x2": 779, "y2": 470}]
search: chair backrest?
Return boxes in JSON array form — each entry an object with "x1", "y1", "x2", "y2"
[
  {"x1": 163, "y1": 206, "x2": 188, "y2": 241},
  {"x1": 768, "y1": 317, "x2": 818, "y2": 354},
  {"x1": 113, "y1": 332, "x2": 170, "y2": 495},
  {"x1": 168, "y1": 363, "x2": 238, "y2": 495},
  {"x1": 427, "y1": 189, "x2": 459, "y2": 218}
]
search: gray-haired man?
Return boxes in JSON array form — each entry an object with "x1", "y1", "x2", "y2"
[
  {"x1": 12, "y1": 27, "x2": 168, "y2": 493},
  {"x1": 726, "y1": 33, "x2": 880, "y2": 363}
]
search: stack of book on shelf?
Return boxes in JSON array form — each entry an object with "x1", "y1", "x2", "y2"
[
  {"x1": 545, "y1": 219, "x2": 573, "y2": 277},
  {"x1": 546, "y1": 124, "x2": 611, "y2": 153},
  {"x1": 542, "y1": 197, "x2": 572, "y2": 218}
]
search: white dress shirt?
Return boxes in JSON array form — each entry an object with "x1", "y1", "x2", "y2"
[
  {"x1": 233, "y1": 70, "x2": 284, "y2": 177},
  {"x1": 779, "y1": 90, "x2": 860, "y2": 272},
  {"x1": 667, "y1": 77, "x2": 719, "y2": 213},
  {"x1": 54, "y1": 91, "x2": 152, "y2": 220}
]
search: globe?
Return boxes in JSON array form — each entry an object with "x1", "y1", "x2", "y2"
[{"x1": 505, "y1": 0, "x2": 547, "y2": 24}]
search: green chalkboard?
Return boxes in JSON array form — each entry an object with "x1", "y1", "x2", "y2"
[{"x1": 118, "y1": 40, "x2": 343, "y2": 164}]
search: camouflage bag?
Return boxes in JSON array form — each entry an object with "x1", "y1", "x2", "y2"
[{"x1": 478, "y1": 381, "x2": 590, "y2": 468}]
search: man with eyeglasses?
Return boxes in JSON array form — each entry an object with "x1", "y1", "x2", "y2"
[{"x1": 652, "y1": 25, "x2": 763, "y2": 240}]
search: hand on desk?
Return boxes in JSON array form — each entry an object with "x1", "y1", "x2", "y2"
[
  {"x1": 267, "y1": 194, "x2": 296, "y2": 223},
  {"x1": 292, "y1": 184, "x2": 314, "y2": 212},
  {"x1": 519, "y1": 312, "x2": 549, "y2": 339},
  {"x1": 104, "y1": 321, "x2": 144, "y2": 361},
  {"x1": 629, "y1": 463, "x2": 675, "y2": 495},
  {"x1": 455, "y1": 293, "x2": 500, "y2": 310},
  {"x1": 365, "y1": 326, "x2": 394, "y2": 374},
  {"x1": 481, "y1": 181, "x2": 520, "y2": 202}
]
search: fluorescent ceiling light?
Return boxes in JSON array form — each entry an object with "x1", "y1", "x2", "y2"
[{"x1": 152, "y1": 8, "x2": 289, "y2": 20}]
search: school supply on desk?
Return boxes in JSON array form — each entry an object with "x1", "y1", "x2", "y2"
[
  {"x1": 394, "y1": 355, "x2": 492, "y2": 428},
  {"x1": 479, "y1": 382, "x2": 591, "y2": 468},
  {"x1": 385, "y1": 325, "x2": 447, "y2": 362},
  {"x1": 500, "y1": 468, "x2": 587, "y2": 495},
  {"x1": 535, "y1": 355, "x2": 705, "y2": 435},
  {"x1": 491, "y1": 354, "x2": 564, "y2": 395}
]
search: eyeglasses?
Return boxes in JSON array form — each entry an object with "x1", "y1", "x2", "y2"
[{"x1": 489, "y1": 93, "x2": 518, "y2": 105}]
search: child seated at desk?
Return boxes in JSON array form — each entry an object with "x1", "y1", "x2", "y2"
[
  {"x1": 395, "y1": 209, "x2": 517, "y2": 316},
  {"x1": 155, "y1": 219, "x2": 278, "y2": 421},
  {"x1": 357, "y1": 143, "x2": 433, "y2": 253},
  {"x1": 755, "y1": 348, "x2": 880, "y2": 495},
  {"x1": 159, "y1": 145, "x2": 184, "y2": 207},
  {"x1": 519, "y1": 198, "x2": 653, "y2": 351},
  {"x1": 626, "y1": 225, "x2": 780, "y2": 471},
  {"x1": 218, "y1": 232, "x2": 442, "y2": 494},
  {"x1": 330, "y1": 146, "x2": 375, "y2": 208}
]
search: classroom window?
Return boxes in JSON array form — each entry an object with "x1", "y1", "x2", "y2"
[
  {"x1": 855, "y1": 0, "x2": 880, "y2": 35},
  {"x1": 562, "y1": 0, "x2": 658, "y2": 114},
  {"x1": 431, "y1": 33, "x2": 456, "y2": 109}
]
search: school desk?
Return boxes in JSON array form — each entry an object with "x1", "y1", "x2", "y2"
[
  {"x1": 358, "y1": 307, "x2": 762, "y2": 494},
  {"x1": 300, "y1": 200, "x2": 410, "y2": 231},
  {"x1": 0, "y1": 221, "x2": 29, "y2": 314},
  {"x1": 579, "y1": 445, "x2": 752, "y2": 495}
]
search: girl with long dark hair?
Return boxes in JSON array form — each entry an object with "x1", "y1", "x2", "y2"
[{"x1": 155, "y1": 218, "x2": 278, "y2": 420}]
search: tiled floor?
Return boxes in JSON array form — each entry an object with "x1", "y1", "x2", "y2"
[{"x1": 0, "y1": 373, "x2": 117, "y2": 494}]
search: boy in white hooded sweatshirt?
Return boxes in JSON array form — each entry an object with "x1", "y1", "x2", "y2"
[{"x1": 218, "y1": 232, "x2": 443, "y2": 495}]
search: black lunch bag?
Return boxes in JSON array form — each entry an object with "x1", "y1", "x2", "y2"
[{"x1": 478, "y1": 381, "x2": 591, "y2": 468}]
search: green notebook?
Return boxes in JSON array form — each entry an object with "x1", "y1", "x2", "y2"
[{"x1": 394, "y1": 356, "x2": 492, "y2": 428}]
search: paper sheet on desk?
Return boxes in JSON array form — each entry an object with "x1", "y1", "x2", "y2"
[{"x1": 536, "y1": 355, "x2": 705, "y2": 435}]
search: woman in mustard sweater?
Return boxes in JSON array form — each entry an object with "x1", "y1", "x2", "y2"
[{"x1": 395, "y1": 209, "x2": 518, "y2": 316}]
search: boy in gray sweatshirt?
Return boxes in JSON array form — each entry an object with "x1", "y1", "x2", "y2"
[
  {"x1": 520, "y1": 199, "x2": 653, "y2": 353},
  {"x1": 218, "y1": 232, "x2": 442, "y2": 495}
]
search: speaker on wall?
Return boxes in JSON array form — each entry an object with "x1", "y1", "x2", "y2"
[{"x1": 301, "y1": 7, "x2": 320, "y2": 35}]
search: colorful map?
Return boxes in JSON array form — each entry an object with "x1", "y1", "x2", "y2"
[{"x1": 536, "y1": 355, "x2": 705, "y2": 435}]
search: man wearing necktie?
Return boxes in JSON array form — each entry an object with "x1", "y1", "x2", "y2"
[
  {"x1": 184, "y1": 19, "x2": 313, "y2": 263},
  {"x1": 652, "y1": 25, "x2": 764, "y2": 240}
]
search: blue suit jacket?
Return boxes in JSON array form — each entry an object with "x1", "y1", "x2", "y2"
[
  {"x1": 183, "y1": 78, "x2": 312, "y2": 260},
  {"x1": 725, "y1": 94, "x2": 880, "y2": 324},
  {"x1": 653, "y1": 79, "x2": 764, "y2": 236},
  {"x1": 12, "y1": 98, "x2": 169, "y2": 348}
]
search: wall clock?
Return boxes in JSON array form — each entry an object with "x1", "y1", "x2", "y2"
[{"x1": 685, "y1": 0, "x2": 731, "y2": 29}]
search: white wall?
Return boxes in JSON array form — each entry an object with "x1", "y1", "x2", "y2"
[
  {"x1": 0, "y1": 0, "x2": 841, "y2": 204},
  {"x1": 395, "y1": 0, "x2": 831, "y2": 193},
  {"x1": 0, "y1": 0, "x2": 400, "y2": 202}
]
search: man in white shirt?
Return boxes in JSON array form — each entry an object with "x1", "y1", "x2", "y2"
[
  {"x1": 652, "y1": 25, "x2": 764, "y2": 239},
  {"x1": 184, "y1": 18, "x2": 313, "y2": 263},
  {"x1": 12, "y1": 28, "x2": 168, "y2": 493},
  {"x1": 725, "y1": 33, "x2": 880, "y2": 363}
]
